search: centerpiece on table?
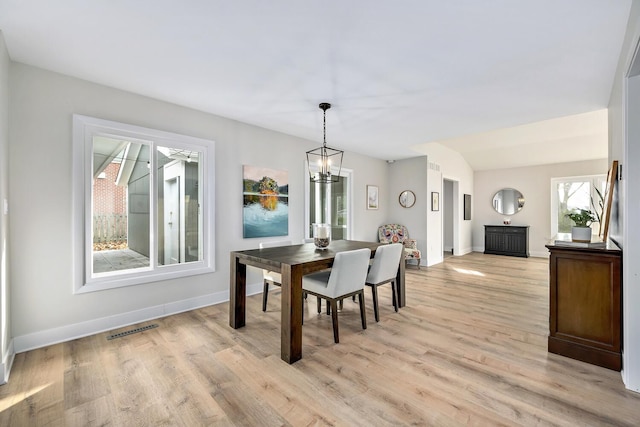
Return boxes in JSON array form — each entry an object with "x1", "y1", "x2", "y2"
[{"x1": 312, "y1": 223, "x2": 331, "y2": 249}]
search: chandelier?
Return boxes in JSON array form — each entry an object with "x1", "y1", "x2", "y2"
[{"x1": 306, "y1": 102, "x2": 343, "y2": 183}]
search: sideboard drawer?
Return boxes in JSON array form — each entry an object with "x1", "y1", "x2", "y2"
[
  {"x1": 504, "y1": 227, "x2": 526, "y2": 235},
  {"x1": 485, "y1": 226, "x2": 505, "y2": 234}
]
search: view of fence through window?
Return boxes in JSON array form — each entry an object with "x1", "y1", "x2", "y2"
[
  {"x1": 92, "y1": 137, "x2": 151, "y2": 274},
  {"x1": 92, "y1": 136, "x2": 204, "y2": 276}
]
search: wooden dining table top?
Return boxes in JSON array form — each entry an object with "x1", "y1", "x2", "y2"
[{"x1": 232, "y1": 240, "x2": 384, "y2": 272}]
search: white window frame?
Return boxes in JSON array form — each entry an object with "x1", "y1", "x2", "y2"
[
  {"x1": 72, "y1": 115, "x2": 215, "y2": 293},
  {"x1": 550, "y1": 174, "x2": 606, "y2": 238}
]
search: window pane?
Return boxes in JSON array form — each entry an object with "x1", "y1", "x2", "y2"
[
  {"x1": 308, "y1": 175, "x2": 349, "y2": 240},
  {"x1": 309, "y1": 181, "x2": 328, "y2": 235},
  {"x1": 157, "y1": 147, "x2": 202, "y2": 265},
  {"x1": 556, "y1": 181, "x2": 590, "y2": 233},
  {"x1": 331, "y1": 176, "x2": 347, "y2": 240},
  {"x1": 592, "y1": 177, "x2": 607, "y2": 224},
  {"x1": 92, "y1": 137, "x2": 150, "y2": 274}
]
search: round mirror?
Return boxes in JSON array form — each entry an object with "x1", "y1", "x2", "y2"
[
  {"x1": 492, "y1": 188, "x2": 524, "y2": 215},
  {"x1": 399, "y1": 190, "x2": 416, "y2": 208}
]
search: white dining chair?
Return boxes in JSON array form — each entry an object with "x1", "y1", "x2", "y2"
[
  {"x1": 365, "y1": 243, "x2": 403, "y2": 322},
  {"x1": 259, "y1": 240, "x2": 292, "y2": 311},
  {"x1": 302, "y1": 248, "x2": 371, "y2": 343}
]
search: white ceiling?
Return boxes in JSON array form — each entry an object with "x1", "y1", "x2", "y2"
[{"x1": 0, "y1": 1, "x2": 631, "y2": 169}]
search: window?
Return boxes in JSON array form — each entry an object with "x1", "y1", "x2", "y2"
[
  {"x1": 305, "y1": 167, "x2": 353, "y2": 241},
  {"x1": 551, "y1": 175, "x2": 605, "y2": 237},
  {"x1": 73, "y1": 115, "x2": 215, "y2": 293}
]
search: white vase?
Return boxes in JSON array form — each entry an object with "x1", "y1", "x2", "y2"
[
  {"x1": 312, "y1": 223, "x2": 331, "y2": 250},
  {"x1": 571, "y1": 226, "x2": 592, "y2": 243}
]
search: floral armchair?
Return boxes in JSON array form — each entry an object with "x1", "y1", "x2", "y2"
[{"x1": 378, "y1": 224, "x2": 422, "y2": 269}]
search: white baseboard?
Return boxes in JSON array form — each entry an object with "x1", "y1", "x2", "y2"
[
  {"x1": 453, "y1": 247, "x2": 473, "y2": 256},
  {"x1": 13, "y1": 282, "x2": 264, "y2": 354},
  {"x1": 530, "y1": 250, "x2": 550, "y2": 258},
  {"x1": 1, "y1": 339, "x2": 15, "y2": 385}
]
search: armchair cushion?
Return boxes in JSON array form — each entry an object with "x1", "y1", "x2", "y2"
[{"x1": 378, "y1": 224, "x2": 422, "y2": 266}]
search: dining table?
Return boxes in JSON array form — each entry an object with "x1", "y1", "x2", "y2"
[{"x1": 229, "y1": 240, "x2": 406, "y2": 364}]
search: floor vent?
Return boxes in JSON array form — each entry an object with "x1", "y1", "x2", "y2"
[{"x1": 107, "y1": 323, "x2": 158, "y2": 340}]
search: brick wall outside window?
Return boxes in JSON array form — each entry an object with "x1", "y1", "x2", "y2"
[{"x1": 93, "y1": 162, "x2": 127, "y2": 215}]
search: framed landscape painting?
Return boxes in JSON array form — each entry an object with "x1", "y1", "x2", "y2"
[{"x1": 242, "y1": 165, "x2": 289, "y2": 238}]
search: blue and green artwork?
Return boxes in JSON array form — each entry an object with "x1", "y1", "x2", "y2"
[{"x1": 242, "y1": 165, "x2": 289, "y2": 238}]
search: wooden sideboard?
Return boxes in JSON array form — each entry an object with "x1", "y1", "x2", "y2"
[
  {"x1": 484, "y1": 225, "x2": 529, "y2": 257},
  {"x1": 546, "y1": 242, "x2": 622, "y2": 371}
]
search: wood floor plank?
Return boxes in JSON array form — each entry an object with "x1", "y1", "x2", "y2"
[
  {"x1": 64, "y1": 394, "x2": 118, "y2": 427},
  {"x1": 63, "y1": 335, "x2": 111, "y2": 410},
  {"x1": 0, "y1": 343, "x2": 65, "y2": 426},
  {"x1": 2, "y1": 252, "x2": 640, "y2": 426},
  {"x1": 97, "y1": 331, "x2": 176, "y2": 426},
  {"x1": 134, "y1": 330, "x2": 233, "y2": 426},
  {"x1": 216, "y1": 345, "x2": 344, "y2": 426}
]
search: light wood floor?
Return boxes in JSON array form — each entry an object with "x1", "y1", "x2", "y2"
[{"x1": 2, "y1": 253, "x2": 640, "y2": 426}]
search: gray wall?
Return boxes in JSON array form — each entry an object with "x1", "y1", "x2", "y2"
[
  {"x1": 388, "y1": 157, "x2": 429, "y2": 267},
  {"x1": 7, "y1": 62, "x2": 388, "y2": 348},
  {"x1": 386, "y1": 146, "x2": 475, "y2": 266}
]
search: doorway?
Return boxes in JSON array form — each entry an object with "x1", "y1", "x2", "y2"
[{"x1": 443, "y1": 178, "x2": 459, "y2": 257}]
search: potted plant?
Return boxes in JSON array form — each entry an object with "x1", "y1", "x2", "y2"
[{"x1": 566, "y1": 208, "x2": 596, "y2": 242}]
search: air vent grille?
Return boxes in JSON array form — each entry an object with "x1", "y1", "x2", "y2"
[{"x1": 107, "y1": 323, "x2": 158, "y2": 340}]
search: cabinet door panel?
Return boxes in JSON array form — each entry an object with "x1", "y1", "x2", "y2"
[
  {"x1": 485, "y1": 232, "x2": 503, "y2": 252},
  {"x1": 556, "y1": 257, "x2": 614, "y2": 346},
  {"x1": 504, "y1": 234, "x2": 525, "y2": 255}
]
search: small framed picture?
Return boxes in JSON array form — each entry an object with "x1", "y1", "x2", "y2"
[
  {"x1": 464, "y1": 194, "x2": 472, "y2": 220},
  {"x1": 431, "y1": 192, "x2": 440, "y2": 211},
  {"x1": 367, "y1": 185, "x2": 379, "y2": 210}
]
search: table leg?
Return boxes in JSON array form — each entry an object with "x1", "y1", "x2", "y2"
[
  {"x1": 280, "y1": 263, "x2": 303, "y2": 363},
  {"x1": 229, "y1": 253, "x2": 246, "y2": 328},
  {"x1": 397, "y1": 258, "x2": 406, "y2": 308}
]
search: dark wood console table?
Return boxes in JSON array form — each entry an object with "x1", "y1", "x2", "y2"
[
  {"x1": 484, "y1": 225, "x2": 529, "y2": 257},
  {"x1": 229, "y1": 240, "x2": 405, "y2": 364},
  {"x1": 546, "y1": 242, "x2": 622, "y2": 370}
]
